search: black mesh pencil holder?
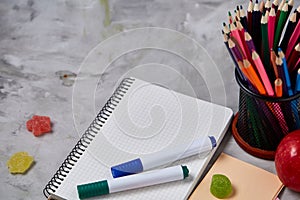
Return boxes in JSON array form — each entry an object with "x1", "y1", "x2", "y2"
[{"x1": 232, "y1": 69, "x2": 300, "y2": 160}]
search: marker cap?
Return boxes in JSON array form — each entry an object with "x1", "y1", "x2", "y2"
[
  {"x1": 181, "y1": 165, "x2": 189, "y2": 178},
  {"x1": 111, "y1": 158, "x2": 143, "y2": 178},
  {"x1": 77, "y1": 180, "x2": 109, "y2": 199},
  {"x1": 209, "y1": 136, "x2": 217, "y2": 148}
]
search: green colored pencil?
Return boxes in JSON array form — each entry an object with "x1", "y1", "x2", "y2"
[{"x1": 273, "y1": 2, "x2": 289, "y2": 50}]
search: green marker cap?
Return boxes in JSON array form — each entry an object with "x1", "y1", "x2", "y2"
[
  {"x1": 77, "y1": 180, "x2": 109, "y2": 199},
  {"x1": 181, "y1": 165, "x2": 189, "y2": 179}
]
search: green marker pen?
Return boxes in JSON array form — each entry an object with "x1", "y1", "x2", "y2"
[{"x1": 77, "y1": 165, "x2": 189, "y2": 199}]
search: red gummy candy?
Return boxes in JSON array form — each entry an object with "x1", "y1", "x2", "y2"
[
  {"x1": 26, "y1": 115, "x2": 51, "y2": 137},
  {"x1": 26, "y1": 119, "x2": 34, "y2": 132}
]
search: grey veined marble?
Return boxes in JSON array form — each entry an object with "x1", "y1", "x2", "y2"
[{"x1": 0, "y1": 0, "x2": 299, "y2": 199}]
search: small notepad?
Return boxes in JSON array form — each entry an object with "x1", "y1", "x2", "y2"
[
  {"x1": 189, "y1": 153, "x2": 284, "y2": 200},
  {"x1": 43, "y1": 77, "x2": 233, "y2": 199}
]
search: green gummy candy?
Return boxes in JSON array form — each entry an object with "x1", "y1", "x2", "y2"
[{"x1": 210, "y1": 174, "x2": 232, "y2": 199}]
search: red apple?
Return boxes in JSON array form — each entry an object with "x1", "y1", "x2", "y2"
[{"x1": 275, "y1": 130, "x2": 300, "y2": 192}]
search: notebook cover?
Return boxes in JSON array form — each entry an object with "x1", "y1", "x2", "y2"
[{"x1": 189, "y1": 153, "x2": 284, "y2": 200}]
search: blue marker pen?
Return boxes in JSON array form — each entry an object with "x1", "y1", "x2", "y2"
[
  {"x1": 77, "y1": 165, "x2": 189, "y2": 199},
  {"x1": 111, "y1": 136, "x2": 216, "y2": 178}
]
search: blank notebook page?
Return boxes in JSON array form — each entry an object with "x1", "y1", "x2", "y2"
[{"x1": 49, "y1": 78, "x2": 233, "y2": 199}]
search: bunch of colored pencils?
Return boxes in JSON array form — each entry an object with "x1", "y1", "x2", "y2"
[{"x1": 223, "y1": 0, "x2": 300, "y2": 98}]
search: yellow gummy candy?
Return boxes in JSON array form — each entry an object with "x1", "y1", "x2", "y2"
[{"x1": 7, "y1": 152, "x2": 34, "y2": 174}]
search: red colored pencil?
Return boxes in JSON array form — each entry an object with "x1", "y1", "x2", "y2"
[
  {"x1": 286, "y1": 20, "x2": 300, "y2": 58},
  {"x1": 268, "y1": 5, "x2": 276, "y2": 50},
  {"x1": 288, "y1": 43, "x2": 300, "y2": 72}
]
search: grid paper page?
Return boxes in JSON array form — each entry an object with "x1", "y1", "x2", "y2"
[{"x1": 52, "y1": 78, "x2": 233, "y2": 199}]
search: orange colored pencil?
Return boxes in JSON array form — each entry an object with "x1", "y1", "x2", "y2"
[
  {"x1": 237, "y1": 61, "x2": 251, "y2": 80},
  {"x1": 275, "y1": 78, "x2": 283, "y2": 97},
  {"x1": 243, "y1": 59, "x2": 267, "y2": 95}
]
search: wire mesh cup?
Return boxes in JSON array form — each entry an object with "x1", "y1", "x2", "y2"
[{"x1": 232, "y1": 70, "x2": 300, "y2": 160}]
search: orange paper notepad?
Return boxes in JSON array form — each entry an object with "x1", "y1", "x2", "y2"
[{"x1": 189, "y1": 153, "x2": 284, "y2": 200}]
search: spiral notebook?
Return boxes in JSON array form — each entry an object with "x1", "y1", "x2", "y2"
[{"x1": 43, "y1": 77, "x2": 233, "y2": 199}]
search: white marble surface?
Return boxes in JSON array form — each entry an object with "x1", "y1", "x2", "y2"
[{"x1": 0, "y1": 0, "x2": 299, "y2": 199}]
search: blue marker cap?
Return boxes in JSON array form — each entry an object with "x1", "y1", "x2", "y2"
[
  {"x1": 111, "y1": 158, "x2": 143, "y2": 178},
  {"x1": 208, "y1": 136, "x2": 217, "y2": 148}
]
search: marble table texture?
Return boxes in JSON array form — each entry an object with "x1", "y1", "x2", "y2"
[{"x1": 0, "y1": 0, "x2": 299, "y2": 199}]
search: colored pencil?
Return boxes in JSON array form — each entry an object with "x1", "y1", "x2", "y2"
[
  {"x1": 252, "y1": 0, "x2": 262, "y2": 54},
  {"x1": 236, "y1": 20, "x2": 252, "y2": 61},
  {"x1": 244, "y1": 31, "x2": 256, "y2": 52},
  {"x1": 276, "y1": 56, "x2": 288, "y2": 96},
  {"x1": 295, "y1": 68, "x2": 300, "y2": 93},
  {"x1": 222, "y1": 22, "x2": 230, "y2": 35},
  {"x1": 273, "y1": 2, "x2": 289, "y2": 51},
  {"x1": 265, "y1": 0, "x2": 272, "y2": 12},
  {"x1": 288, "y1": 43, "x2": 300, "y2": 72},
  {"x1": 236, "y1": 6, "x2": 241, "y2": 20},
  {"x1": 275, "y1": 0, "x2": 284, "y2": 29},
  {"x1": 286, "y1": 20, "x2": 300, "y2": 58},
  {"x1": 272, "y1": 0, "x2": 279, "y2": 13},
  {"x1": 270, "y1": 49, "x2": 279, "y2": 78},
  {"x1": 238, "y1": 60, "x2": 254, "y2": 85},
  {"x1": 278, "y1": 48, "x2": 293, "y2": 96},
  {"x1": 287, "y1": 0, "x2": 294, "y2": 17},
  {"x1": 243, "y1": 59, "x2": 267, "y2": 95},
  {"x1": 275, "y1": 78, "x2": 283, "y2": 97},
  {"x1": 252, "y1": 50, "x2": 274, "y2": 96},
  {"x1": 297, "y1": 5, "x2": 300, "y2": 21},
  {"x1": 296, "y1": 58, "x2": 300, "y2": 69},
  {"x1": 239, "y1": 5, "x2": 248, "y2": 30},
  {"x1": 268, "y1": 5, "x2": 276, "y2": 50},
  {"x1": 279, "y1": 12, "x2": 297, "y2": 53},
  {"x1": 223, "y1": 31, "x2": 247, "y2": 82},
  {"x1": 261, "y1": 14, "x2": 271, "y2": 74},
  {"x1": 228, "y1": 37, "x2": 244, "y2": 61},
  {"x1": 228, "y1": 11, "x2": 233, "y2": 24},
  {"x1": 247, "y1": 0, "x2": 254, "y2": 35},
  {"x1": 230, "y1": 23, "x2": 248, "y2": 59},
  {"x1": 260, "y1": 0, "x2": 265, "y2": 13}
]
